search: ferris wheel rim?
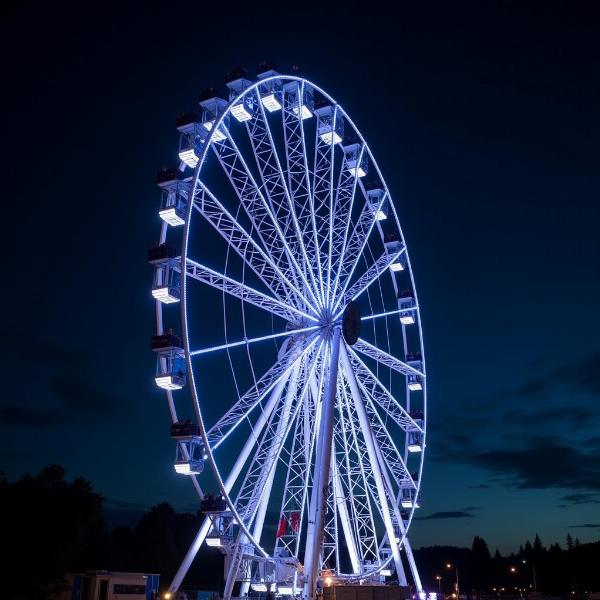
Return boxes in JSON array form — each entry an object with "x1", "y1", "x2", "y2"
[{"x1": 159, "y1": 74, "x2": 427, "y2": 577}]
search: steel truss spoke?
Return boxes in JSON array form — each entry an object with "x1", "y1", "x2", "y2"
[
  {"x1": 246, "y1": 88, "x2": 324, "y2": 309},
  {"x1": 339, "y1": 345, "x2": 405, "y2": 579},
  {"x1": 282, "y1": 81, "x2": 325, "y2": 304},
  {"x1": 332, "y1": 189, "x2": 388, "y2": 309},
  {"x1": 206, "y1": 333, "x2": 319, "y2": 450},
  {"x1": 353, "y1": 338, "x2": 425, "y2": 377},
  {"x1": 189, "y1": 325, "x2": 319, "y2": 357},
  {"x1": 329, "y1": 145, "x2": 365, "y2": 303},
  {"x1": 321, "y1": 453, "x2": 339, "y2": 572},
  {"x1": 233, "y1": 338, "x2": 325, "y2": 529},
  {"x1": 337, "y1": 378, "x2": 381, "y2": 566},
  {"x1": 361, "y1": 306, "x2": 419, "y2": 322},
  {"x1": 335, "y1": 247, "x2": 406, "y2": 315},
  {"x1": 193, "y1": 185, "x2": 314, "y2": 314},
  {"x1": 365, "y1": 397, "x2": 415, "y2": 492},
  {"x1": 185, "y1": 259, "x2": 316, "y2": 323},
  {"x1": 274, "y1": 361, "x2": 326, "y2": 561},
  {"x1": 211, "y1": 128, "x2": 321, "y2": 311},
  {"x1": 348, "y1": 349, "x2": 424, "y2": 433},
  {"x1": 312, "y1": 106, "x2": 339, "y2": 304}
]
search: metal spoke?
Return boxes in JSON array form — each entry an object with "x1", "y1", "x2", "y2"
[
  {"x1": 282, "y1": 81, "x2": 325, "y2": 304},
  {"x1": 361, "y1": 305, "x2": 419, "y2": 322},
  {"x1": 246, "y1": 88, "x2": 324, "y2": 309},
  {"x1": 312, "y1": 106, "x2": 339, "y2": 305},
  {"x1": 332, "y1": 190, "x2": 386, "y2": 307},
  {"x1": 193, "y1": 185, "x2": 314, "y2": 314},
  {"x1": 334, "y1": 247, "x2": 406, "y2": 315},
  {"x1": 189, "y1": 325, "x2": 319, "y2": 357},
  {"x1": 185, "y1": 258, "x2": 316, "y2": 323},
  {"x1": 354, "y1": 338, "x2": 424, "y2": 377},
  {"x1": 329, "y1": 145, "x2": 365, "y2": 303},
  {"x1": 206, "y1": 333, "x2": 319, "y2": 450},
  {"x1": 348, "y1": 348, "x2": 424, "y2": 433}
]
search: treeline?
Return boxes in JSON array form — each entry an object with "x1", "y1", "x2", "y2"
[
  {"x1": 2, "y1": 467, "x2": 599, "y2": 599},
  {"x1": 414, "y1": 535, "x2": 600, "y2": 595},
  {"x1": 0, "y1": 466, "x2": 223, "y2": 599}
]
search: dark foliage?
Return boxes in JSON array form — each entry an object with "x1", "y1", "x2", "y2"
[
  {"x1": 2, "y1": 467, "x2": 600, "y2": 598},
  {"x1": 414, "y1": 535, "x2": 600, "y2": 595},
  {"x1": 0, "y1": 466, "x2": 106, "y2": 600}
]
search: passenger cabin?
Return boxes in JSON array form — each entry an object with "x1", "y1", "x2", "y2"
[
  {"x1": 343, "y1": 142, "x2": 368, "y2": 178},
  {"x1": 153, "y1": 333, "x2": 185, "y2": 391},
  {"x1": 206, "y1": 512, "x2": 234, "y2": 548},
  {"x1": 156, "y1": 168, "x2": 188, "y2": 227},
  {"x1": 283, "y1": 80, "x2": 314, "y2": 120},
  {"x1": 407, "y1": 431, "x2": 424, "y2": 453},
  {"x1": 226, "y1": 72, "x2": 255, "y2": 122},
  {"x1": 257, "y1": 67, "x2": 283, "y2": 112},
  {"x1": 401, "y1": 488, "x2": 421, "y2": 508},
  {"x1": 406, "y1": 351, "x2": 423, "y2": 391},
  {"x1": 198, "y1": 88, "x2": 229, "y2": 143},
  {"x1": 397, "y1": 290, "x2": 416, "y2": 324},
  {"x1": 176, "y1": 112, "x2": 207, "y2": 168},
  {"x1": 173, "y1": 434, "x2": 204, "y2": 475},
  {"x1": 314, "y1": 103, "x2": 344, "y2": 145},
  {"x1": 149, "y1": 242, "x2": 180, "y2": 304},
  {"x1": 200, "y1": 493, "x2": 228, "y2": 514},
  {"x1": 384, "y1": 232, "x2": 405, "y2": 272},
  {"x1": 365, "y1": 184, "x2": 387, "y2": 221}
]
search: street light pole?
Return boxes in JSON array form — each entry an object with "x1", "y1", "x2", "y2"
[
  {"x1": 445, "y1": 563, "x2": 459, "y2": 596},
  {"x1": 435, "y1": 576, "x2": 442, "y2": 595},
  {"x1": 522, "y1": 560, "x2": 537, "y2": 592}
]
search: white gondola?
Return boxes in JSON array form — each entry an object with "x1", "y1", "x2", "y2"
[
  {"x1": 398, "y1": 291, "x2": 416, "y2": 324},
  {"x1": 343, "y1": 142, "x2": 368, "y2": 178},
  {"x1": 315, "y1": 103, "x2": 343, "y2": 145},
  {"x1": 366, "y1": 186, "x2": 388, "y2": 220},
  {"x1": 407, "y1": 431, "x2": 424, "y2": 453}
]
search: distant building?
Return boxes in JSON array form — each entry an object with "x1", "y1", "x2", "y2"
[{"x1": 56, "y1": 571, "x2": 160, "y2": 600}]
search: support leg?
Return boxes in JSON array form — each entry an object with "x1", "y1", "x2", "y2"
[{"x1": 303, "y1": 327, "x2": 341, "y2": 600}]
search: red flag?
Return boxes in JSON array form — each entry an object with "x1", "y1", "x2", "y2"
[
  {"x1": 290, "y1": 511, "x2": 300, "y2": 533},
  {"x1": 275, "y1": 515, "x2": 287, "y2": 539}
]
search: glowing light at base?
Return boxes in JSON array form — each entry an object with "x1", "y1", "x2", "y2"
[
  {"x1": 381, "y1": 569, "x2": 392, "y2": 577},
  {"x1": 155, "y1": 375, "x2": 184, "y2": 390},
  {"x1": 320, "y1": 130, "x2": 342, "y2": 145},
  {"x1": 159, "y1": 207, "x2": 185, "y2": 226},
  {"x1": 293, "y1": 104, "x2": 312, "y2": 120},
  {"x1": 251, "y1": 583, "x2": 267, "y2": 592},
  {"x1": 178, "y1": 148, "x2": 198, "y2": 168},
  {"x1": 231, "y1": 104, "x2": 252, "y2": 122},
  {"x1": 261, "y1": 93, "x2": 282, "y2": 112},
  {"x1": 174, "y1": 462, "x2": 201, "y2": 475},
  {"x1": 203, "y1": 121, "x2": 226, "y2": 142},
  {"x1": 205, "y1": 535, "x2": 223, "y2": 547},
  {"x1": 278, "y1": 586, "x2": 299, "y2": 595},
  {"x1": 152, "y1": 287, "x2": 180, "y2": 304}
]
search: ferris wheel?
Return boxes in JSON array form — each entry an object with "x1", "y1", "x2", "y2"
[{"x1": 149, "y1": 67, "x2": 427, "y2": 600}]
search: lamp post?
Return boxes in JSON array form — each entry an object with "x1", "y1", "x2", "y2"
[
  {"x1": 445, "y1": 563, "x2": 459, "y2": 597},
  {"x1": 522, "y1": 560, "x2": 537, "y2": 592},
  {"x1": 435, "y1": 576, "x2": 442, "y2": 595}
]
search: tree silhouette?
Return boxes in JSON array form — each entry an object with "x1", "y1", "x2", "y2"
[{"x1": 0, "y1": 466, "x2": 106, "y2": 600}]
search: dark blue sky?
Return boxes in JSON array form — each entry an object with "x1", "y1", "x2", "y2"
[{"x1": 2, "y1": 1, "x2": 599, "y2": 553}]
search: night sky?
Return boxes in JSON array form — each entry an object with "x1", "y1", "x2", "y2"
[{"x1": 2, "y1": 2, "x2": 599, "y2": 554}]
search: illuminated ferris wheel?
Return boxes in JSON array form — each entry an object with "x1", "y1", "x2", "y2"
[{"x1": 149, "y1": 66, "x2": 427, "y2": 600}]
